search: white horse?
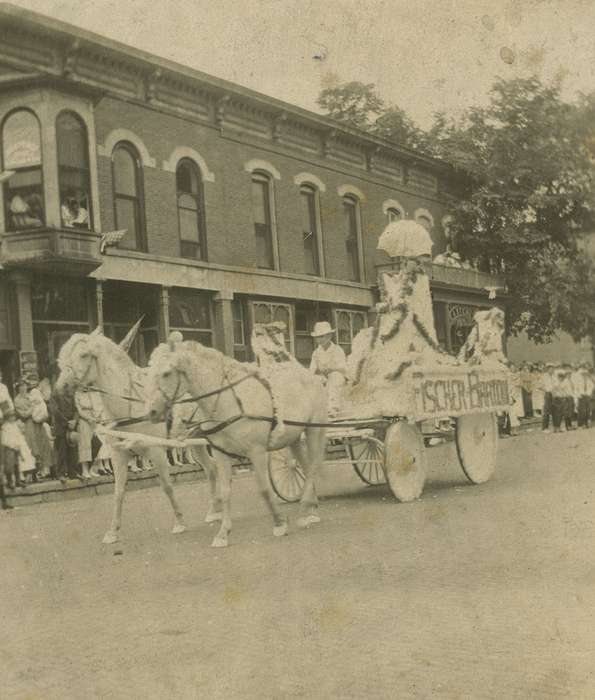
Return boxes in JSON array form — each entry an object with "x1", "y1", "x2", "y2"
[
  {"x1": 146, "y1": 340, "x2": 328, "y2": 548},
  {"x1": 55, "y1": 331, "x2": 222, "y2": 544}
]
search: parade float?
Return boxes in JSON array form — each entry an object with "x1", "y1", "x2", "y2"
[{"x1": 268, "y1": 220, "x2": 512, "y2": 504}]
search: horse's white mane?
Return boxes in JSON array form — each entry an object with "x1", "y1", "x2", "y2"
[
  {"x1": 58, "y1": 332, "x2": 139, "y2": 377},
  {"x1": 150, "y1": 340, "x2": 249, "y2": 378}
]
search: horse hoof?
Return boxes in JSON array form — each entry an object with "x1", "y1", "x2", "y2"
[
  {"x1": 273, "y1": 522, "x2": 288, "y2": 537},
  {"x1": 102, "y1": 531, "x2": 118, "y2": 545},
  {"x1": 171, "y1": 523, "x2": 186, "y2": 535},
  {"x1": 211, "y1": 537, "x2": 229, "y2": 548},
  {"x1": 296, "y1": 517, "x2": 311, "y2": 529},
  {"x1": 205, "y1": 512, "x2": 223, "y2": 524},
  {"x1": 308, "y1": 514, "x2": 321, "y2": 525}
]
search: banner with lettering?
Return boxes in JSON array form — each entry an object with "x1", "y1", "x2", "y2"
[{"x1": 411, "y1": 368, "x2": 511, "y2": 419}]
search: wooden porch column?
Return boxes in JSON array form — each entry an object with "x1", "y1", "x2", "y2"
[
  {"x1": 213, "y1": 289, "x2": 234, "y2": 357},
  {"x1": 95, "y1": 278, "x2": 104, "y2": 331},
  {"x1": 10, "y1": 272, "x2": 34, "y2": 353},
  {"x1": 159, "y1": 286, "x2": 170, "y2": 342}
]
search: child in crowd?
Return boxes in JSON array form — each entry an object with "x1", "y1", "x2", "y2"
[{"x1": 1, "y1": 406, "x2": 36, "y2": 484}]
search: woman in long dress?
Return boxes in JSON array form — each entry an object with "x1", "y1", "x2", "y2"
[{"x1": 14, "y1": 381, "x2": 41, "y2": 481}]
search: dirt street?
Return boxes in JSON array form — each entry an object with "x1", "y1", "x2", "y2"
[{"x1": 2, "y1": 429, "x2": 595, "y2": 699}]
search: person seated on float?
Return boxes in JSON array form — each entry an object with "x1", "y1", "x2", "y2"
[{"x1": 309, "y1": 321, "x2": 346, "y2": 417}]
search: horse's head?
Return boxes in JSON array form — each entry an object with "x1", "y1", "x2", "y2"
[
  {"x1": 56, "y1": 331, "x2": 104, "y2": 394},
  {"x1": 147, "y1": 343, "x2": 192, "y2": 423}
]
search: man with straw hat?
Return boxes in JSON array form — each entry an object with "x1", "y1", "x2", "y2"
[{"x1": 309, "y1": 321, "x2": 347, "y2": 418}]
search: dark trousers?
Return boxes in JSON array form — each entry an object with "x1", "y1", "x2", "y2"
[
  {"x1": 564, "y1": 397, "x2": 574, "y2": 429},
  {"x1": 522, "y1": 388, "x2": 533, "y2": 418},
  {"x1": 54, "y1": 433, "x2": 78, "y2": 478},
  {"x1": 542, "y1": 392, "x2": 553, "y2": 430},
  {"x1": 552, "y1": 397, "x2": 566, "y2": 429},
  {"x1": 577, "y1": 396, "x2": 591, "y2": 428}
]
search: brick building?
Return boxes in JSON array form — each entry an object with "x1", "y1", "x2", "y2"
[{"x1": 0, "y1": 4, "x2": 505, "y2": 390}]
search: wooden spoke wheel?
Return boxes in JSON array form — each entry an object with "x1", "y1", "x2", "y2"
[
  {"x1": 383, "y1": 422, "x2": 427, "y2": 502},
  {"x1": 346, "y1": 435, "x2": 386, "y2": 485},
  {"x1": 455, "y1": 412, "x2": 498, "y2": 484},
  {"x1": 268, "y1": 449, "x2": 305, "y2": 503}
]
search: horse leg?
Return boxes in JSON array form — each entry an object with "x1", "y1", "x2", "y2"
[
  {"x1": 290, "y1": 434, "x2": 321, "y2": 528},
  {"x1": 102, "y1": 447, "x2": 129, "y2": 544},
  {"x1": 212, "y1": 455, "x2": 233, "y2": 548},
  {"x1": 194, "y1": 445, "x2": 222, "y2": 523},
  {"x1": 249, "y1": 447, "x2": 288, "y2": 538},
  {"x1": 145, "y1": 446, "x2": 186, "y2": 534}
]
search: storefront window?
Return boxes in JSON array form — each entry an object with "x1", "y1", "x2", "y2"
[
  {"x1": 447, "y1": 303, "x2": 476, "y2": 355},
  {"x1": 31, "y1": 276, "x2": 90, "y2": 378},
  {"x1": 334, "y1": 309, "x2": 367, "y2": 355},
  {"x1": 232, "y1": 298, "x2": 249, "y2": 361},
  {"x1": 57, "y1": 111, "x2": 92, "y2": 230},
  {"x1": 251, "y1": 301, "x2": 293, "y2": 351},
  {"x1": 2, "y1": 109, "x2": 44, "y2": 231},
  {"x1": 103, "y1": 281, "x2": 159, "y2": 366},
  {"x1": 169, "y1": 288, "x2": 213, "y2": 346}
]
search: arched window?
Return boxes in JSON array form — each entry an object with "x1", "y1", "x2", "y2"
[
  {"x1": 251, "y1": 171, "x2": 274, "y2": 269},
  {"x1": 112, "y1": 143, "x2": 145, "y2": 251},
  {"x1": 343, "y1": 195, "x2": 362, "y2": 282},
  {"x1": 176, "y1": 159, "x2": 206, "y2": 260},
  {"x1": 386, "y1": 207, "x2": 402, "y2": 223},
  {"x1": 57, "y1": 111, "x2": 91, "y2": 230},
  {"x1": 415, "y1": 208, "x2": 434, "y2": 233},
  {"x1": 2, "y1": 109, "x2": 44, "y2": 231},
  {"x1": 300, "y1": 184, "x2": 321, "y2": 276}
]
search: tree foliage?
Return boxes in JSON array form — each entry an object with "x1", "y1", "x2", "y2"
[
  {"x1": 435, "y1": 78, "x2": 595, "y2": 342},
  {"x1": 316, "y1": 81, "x2": 384, "y2": 130},
  {"x1": 317, "y1": 77, "x2": 595, "y2": 343}
]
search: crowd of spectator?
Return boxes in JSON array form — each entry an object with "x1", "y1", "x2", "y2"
[
  {"x1": 500, "y1": 361, "x2": 595, "y2": 436},
  {"x1": 0, "y1": 364, "x2": 201, "y2": 510}
]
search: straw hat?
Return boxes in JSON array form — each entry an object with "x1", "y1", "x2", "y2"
[{"x1": 311, "y1": 321, "x2": 334, "y2": 338}]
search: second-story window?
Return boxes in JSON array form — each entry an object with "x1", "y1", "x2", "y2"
[
  {"x1": 387, "y1": 207, "x2": 402, "y2": 223},
  {"x1": 300, "y1": 185, "x2": 320, "y2": 276},
  {"x1": 343, "y1": 195, "x2": 361, "y2": 282},
  {"x1": 57, "y1": 111, "x2": 91, "y2": 230},
  {"x1": 112, "y1": 143, "x2": 145, "y2": 251},
  {"x1": 251, "y1": 172, "x2": 274, "y2": 269},
  {"x1": 2, "y1": 109, "x2": 44, "y2": 231},
  {"x1": 177, "y1": 159, "x2": 205, "y2": 260}
]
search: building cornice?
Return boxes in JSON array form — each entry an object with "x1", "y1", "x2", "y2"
[{"x1": 0, "y1": 2, "x2": 465, "y2": 187}]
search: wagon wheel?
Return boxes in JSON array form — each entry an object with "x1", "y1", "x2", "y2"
[
  {"x1": 455, "y1": 412, "x2": 498, "y2": 484},
  {"x1": 268, "y1": 449, "x2": 305, "y2": 503},
  {"x1": 346, "y1": 435, "x2": 386, "y2": 485},
  {"x1": 383, "y1": 422, "x2": 427, "y2": 502}
]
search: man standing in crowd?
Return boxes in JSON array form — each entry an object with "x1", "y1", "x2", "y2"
[
  {"x1": 541, "y1": 363, "x2": 555, "y2": 433},
  {"x1": 48, "y1": 365, "x2": 78, "y2": 483},
  {"x1": 309, "y1": 321, "x2": 347, "y2": 418},
  {"x1": 561, "y1": 364, "x2": 575, "y2": 431},
  {"x1": 550, "y1": 365, "x2": 567, "y2": 433},
  {"x1": 576, "y1": 362, "x2": 594, "y2": 428}
]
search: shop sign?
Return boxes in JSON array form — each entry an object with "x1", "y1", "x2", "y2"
[
  {"x1": 19, "y1": 350, "x2": 39, "y2": 383},
  {"x1": 412, "y1": 369, "x2": 511, "y2": 418}
]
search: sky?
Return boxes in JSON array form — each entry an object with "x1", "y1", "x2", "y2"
[{"x1": 8, "y1": 0, "x2": 595, "y2": 128}]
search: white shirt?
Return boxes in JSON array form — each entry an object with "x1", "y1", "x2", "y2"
[
  {"x1": 309, "y1": 342, "x2": 347, "y2": 377},
  {"x1": 0, "y1": 382, "x2": 14, "y2": 411},
  {"x1": 541, "y1": 372, "x2": 554, "y2": 393}
]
